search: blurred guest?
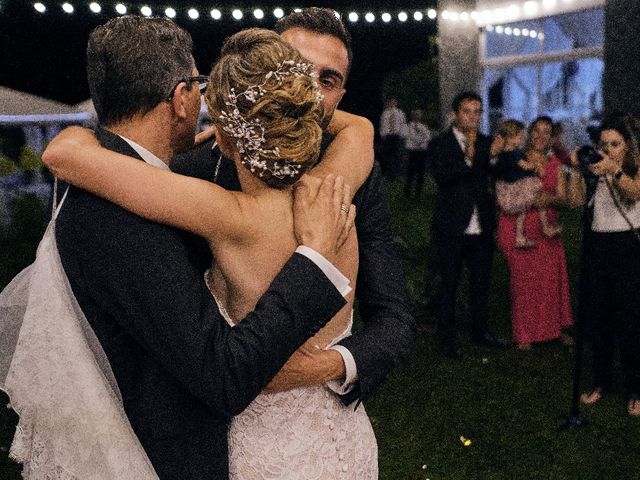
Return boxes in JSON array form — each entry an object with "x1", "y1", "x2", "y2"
[
  {"x1": 379, "y1": 98, "x2": 407, "y2": 180},
  {"x1": 496, "y1": 116, "x2": 577, "y2": 350},
  {"x1": 573, "y1": 112, "x2": 640, "y2": 416},
  {"x1": 494, "y1": 119, "x2": 562, "y2": 249},
  {"x1": 404, "y1": 109, "x2": 432, "y2": 199},
  {"x1": 429, "y1": 91, "x2": 506, "y2": 359},
  {"x1": 551, "y1": 121, "x2": 572, "y2": 165}
]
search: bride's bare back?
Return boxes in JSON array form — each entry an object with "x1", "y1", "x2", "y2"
[{"x1": 206, "y1": 175, "x2": 357, "y2": 350}]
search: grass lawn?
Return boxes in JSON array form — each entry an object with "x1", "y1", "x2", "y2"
[{"x1": 2, "y1": 180, "x2": 640, "y2": 479}]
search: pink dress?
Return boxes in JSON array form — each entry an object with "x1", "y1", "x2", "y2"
[{"x1": 497, "y1": 155, "x2": 573, "y2": 344}]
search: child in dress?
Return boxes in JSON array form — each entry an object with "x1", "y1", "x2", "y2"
[{"x1": 494, "y1": 120, "x2": 562, "y2": 248}]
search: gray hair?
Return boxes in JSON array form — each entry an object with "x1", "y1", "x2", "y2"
[{"x1": 87, "y1": 15, "x2": 194, "y2": 126}]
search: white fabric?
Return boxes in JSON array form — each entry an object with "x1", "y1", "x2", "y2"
[
  {"x1": 210, "y1": 296, "x2": 378, "y2": 480},
  {"x1": 327, "y1": 344, "x2": 357, "y2": 394},
  {"x1": 119, "y1": 135, "x2": 170, "y2": 170},
  {"x1": 591, "y1": 176, "x2": 640, "y2": 232},
  {"x1": 453, "y1": 127, "x2": 483, "y2": 235},
  {"x1": 295, "y1": 245, "x2": 352, "y2": 297},
  {"x1": 405, "y1": 121, "x2": 431, "y2": 151},
  {"x1": 0, "y1": 187, "x2": 158, "y2": 480},
  {"x1": 379, "y1": 106, "x2": 407, "y2": 138}
]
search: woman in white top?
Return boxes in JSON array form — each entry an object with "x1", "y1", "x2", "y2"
[{"x1": 570, "y1": 112, "x2": 640, "y2": 417}]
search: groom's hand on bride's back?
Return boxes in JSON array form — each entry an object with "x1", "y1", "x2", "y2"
[{"x1": 293, "y1": 174, "x2": 355, "y2": 263}]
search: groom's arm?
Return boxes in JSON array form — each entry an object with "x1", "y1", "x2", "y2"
[{"x1": 337, "y1": 161, "x2": 416, "y2": 404}]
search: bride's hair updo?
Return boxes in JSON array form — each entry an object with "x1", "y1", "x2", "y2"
[{"x1": 205, "y1": 28, "x2": 323, "y2": 188}]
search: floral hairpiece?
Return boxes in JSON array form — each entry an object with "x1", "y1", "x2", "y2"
[{"x1": 218, "y1": 60, "x2": 323, "y2": 180}]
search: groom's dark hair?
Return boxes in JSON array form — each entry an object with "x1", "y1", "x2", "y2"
[
  {"x1": 274, "y1": 7, "x2": 353, "y2": 77},
  {"x1": 87, "y1": 15, "x2": 194, "y2": 126}
]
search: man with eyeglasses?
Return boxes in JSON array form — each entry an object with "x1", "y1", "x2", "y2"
[{"x1": 52, "y1": 15, "x2": 353, "y2": 479}]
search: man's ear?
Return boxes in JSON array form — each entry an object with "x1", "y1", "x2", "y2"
[{"x1": 170, "y1": 81, "x2": 190, "y2": 120}]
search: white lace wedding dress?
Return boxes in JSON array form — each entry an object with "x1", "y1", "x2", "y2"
[
  {"x1": 209, "y1": 293, "x2": 378, "y2": 480},
  {"x1": 0, "y1": 186, "x2": 158, "y2": 479}
]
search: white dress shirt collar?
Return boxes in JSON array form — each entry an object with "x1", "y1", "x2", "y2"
[{"x1": 118, "y1": 135, "x2": 170, "y2": 171}]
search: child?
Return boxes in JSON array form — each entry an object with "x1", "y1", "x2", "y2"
[{"x1": 494, "y1": 120, "x2": 562, "y2": 248}]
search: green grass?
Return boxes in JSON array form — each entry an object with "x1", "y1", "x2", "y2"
[{"x1": 1, "y1": 181, "x2": 639, "y2": 479}]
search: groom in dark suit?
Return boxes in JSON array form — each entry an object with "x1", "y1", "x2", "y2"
[
  {"x1": 428, "y1": 91, "x2": 506, "y2": 359},
  {"x1": 54, "y1": 16, "x2": 352, "y2": 479},
  {"x1": 175, "y1": 7, "x2": 416, "y2": 407}
]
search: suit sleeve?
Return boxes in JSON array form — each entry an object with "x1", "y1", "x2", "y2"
[
  {"x1": 429, "y1": 136, "x2": 474, "y2": 188},
  {"x1": 336, "y1": 162, "x2": 416, "y2": 405},
  {"x1": 58, "y1": 189, "x2": 345, "y2": 417}
]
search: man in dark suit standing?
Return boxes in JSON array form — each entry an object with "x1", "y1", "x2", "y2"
[
  {"x1": 54, "y1": 16, "x2": 353, "y2": 479},
  {"x1": 429, "y1": 91, "x2": 506, "y2": 359},
  {"x1": 174, "y1": 7, "x2": 416, "y2": 407}
]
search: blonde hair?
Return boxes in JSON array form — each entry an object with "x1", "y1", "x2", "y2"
[
  {"x1": 497, "y1": 119, "x2": 525, "y2": 139},
  {"x1": 205, "y1": 28, "x2": 323, "y2": 188}
]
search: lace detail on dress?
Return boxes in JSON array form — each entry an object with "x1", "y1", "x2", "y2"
[
  {"x1": 0, "y1": 219, "x2": 158, "y2": 479},
  {"x1": 208, "y1": 288, "x2": 378, "y2": 479}
]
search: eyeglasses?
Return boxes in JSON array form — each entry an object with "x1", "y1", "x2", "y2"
[{"x1": 166, "y1": 75, "x2": 208, "y2": 101}]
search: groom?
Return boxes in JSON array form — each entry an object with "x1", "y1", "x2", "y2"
[
  {"x1": 54, "y1": 16, "x2": 353, "y2": 479},
  {"x1": 175, "y1": 7, "x2": 416, "y2": 406}
]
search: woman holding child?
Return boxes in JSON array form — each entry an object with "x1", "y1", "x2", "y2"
[{"x1": 496, "y1": 116, "x2": 580, "y2": 350}]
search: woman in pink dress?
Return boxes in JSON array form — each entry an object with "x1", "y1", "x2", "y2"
[{"x1": 497, "y1": 116, "x2": 581, "y2": 350}]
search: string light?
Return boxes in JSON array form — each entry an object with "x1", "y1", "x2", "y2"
[
  {"x1": 381, "y1": 12, "x2": 391, "y2": 23},
  {"x1": 231, "y1": 9, "x2": 243, "y2": 20},
  {"x1": 398, "y1": 11, "x2": 408, "y2": 22},
  {"x1": 62, "y1": 2, "x2": 74, "y2": 14},
  {"x1": 210, "y1": 8, "x2": 221, "y2": 20},
  {"x1": 187, "y1": 8, "x2": 199, "y2": 19},
  {"x1": 33, "y1": 2, "x2": 46, "y2": 13},
  {"x1": 140, "y1": 5, "x2": 151, "y2": 16},
  {"x1": 365, "y1": 12, "x2": 374, "y2": 23},
  {"x1": 427, "y1": 9, "x2": 437, "y2": 19},
  {"x1": 115, "y1": 3, "x2": 126, "y2": 14},
  {"x1": 165, "y1": 7, "x2": 176, "y2": 18},
  {"x1": 414, "y1": 11, "x2": 423, "y2": 21},
  {"x1": 89, "y1": 2, "x2": 101, "y2": 13},
  {"x1": 273, "y1": 7, "x2": 284, "y2": 18},
  {"x1": 253, "y1": 8, "x2": 264, "y2": 19},
  {"x1": 348, "y1": 12, "x2": 358, "y2": 22}
]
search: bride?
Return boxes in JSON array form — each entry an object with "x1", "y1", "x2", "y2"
[{"x1": 42, "y1": 28, "x2": 377, "y2": 479}]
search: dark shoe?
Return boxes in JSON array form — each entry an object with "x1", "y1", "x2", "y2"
[{"x1": 472, "y1": 332, "x2": 510, "y2": 349}]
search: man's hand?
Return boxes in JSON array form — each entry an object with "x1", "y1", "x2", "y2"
[
  {"x1": 293, "y1": 174, "x2": 354, "y2": 263},
  {"x1": 464, "y1": 129, "x2": 477, "y2": 162},
  {"x1": 194, "y1": 125, "x2": 217, "y2": 145},
  {"x1": 263, "y1": 347, "x2": 346, "y2": 394}
]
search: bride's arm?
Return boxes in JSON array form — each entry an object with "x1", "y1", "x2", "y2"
[
  {"x1": 311, "y1": 110, "x2": 374, "y2": 197},
  {"x1": 42, "y1": 127, "x2": 253, "y2": 243}
]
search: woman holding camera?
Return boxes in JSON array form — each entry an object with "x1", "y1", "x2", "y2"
[{"x1": 573, "y1": 112, "x2": 640, "y2": 416}]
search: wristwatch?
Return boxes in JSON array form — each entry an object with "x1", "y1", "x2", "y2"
[{"x1": 614, "y1": 168, "x2": 624, "y2": 181}]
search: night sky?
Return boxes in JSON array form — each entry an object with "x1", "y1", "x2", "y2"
[{"x1": 0, "y1": 0, "x2": 438, "y2": 121}]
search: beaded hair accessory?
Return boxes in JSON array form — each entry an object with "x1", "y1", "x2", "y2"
[{"x1": 218, "y1": 60, "x2": 323, "y2": 180}]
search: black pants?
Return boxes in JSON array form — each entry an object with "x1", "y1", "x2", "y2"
[
  {"x1": 381, "y1": 135, "x2": 404, "y2": 180},
  {"x1": 404, "y1": 150, "x2": 428, "y2": 198},
  {"x1": 581, "y1": 230, "x2": 640, "y2": 395},
  {"x1": 434, "y1": 233, "x2": 494, "y2": 349}
]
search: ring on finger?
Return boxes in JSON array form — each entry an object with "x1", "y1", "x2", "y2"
[{"x1": 340, "y1": 203, "x2": 349, "y2": 214}]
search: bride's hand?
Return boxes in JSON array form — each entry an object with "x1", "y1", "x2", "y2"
[
  {"x1": 194, "y1": 125, "x2": 217, "y2": 145},
  {"x1": 263, "y1": 347, "x2": 345, "y2": 394}
]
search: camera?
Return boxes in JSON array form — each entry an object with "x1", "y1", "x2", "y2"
[{"x1": 576, "y1": 145, "x2": 603, "y2": 170}]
